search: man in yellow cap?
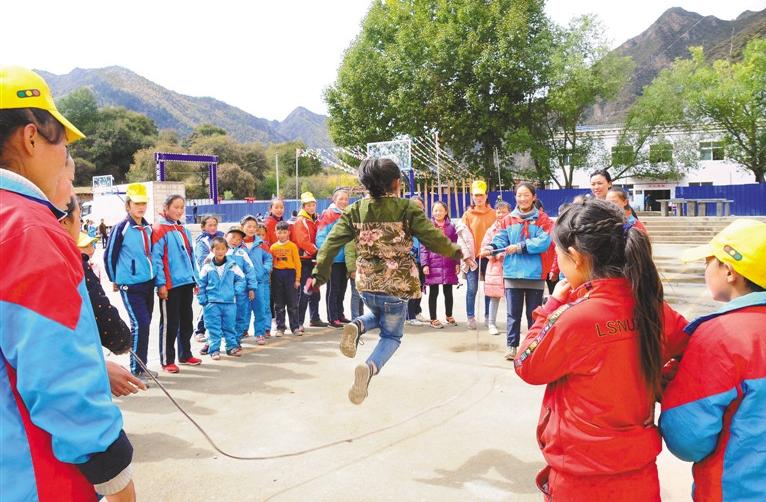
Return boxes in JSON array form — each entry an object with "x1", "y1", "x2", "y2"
[
  {"x1": 660, "y1": 219, "x2": 766, "y2": 501},
  {"x1": 461, "y1": 179, "x2": 495, "y2": 329},
  {"x1": 293, "y1": 191, "x2": 327, "y2": 329}
]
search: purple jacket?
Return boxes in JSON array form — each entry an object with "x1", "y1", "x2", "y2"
[{"x1": 420, "y1": 219, "x2": 459, "y2": 286}]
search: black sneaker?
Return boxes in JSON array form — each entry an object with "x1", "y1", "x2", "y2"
[
  {"x1": 310, "y1": 319, "x2": 328, "y2": 328},
  {"x1": 340, "y1": 320, "x2": 363, "y2": 358},
  {"x1": 348, "y1": 363, "x2": 373, "y2": 405}
]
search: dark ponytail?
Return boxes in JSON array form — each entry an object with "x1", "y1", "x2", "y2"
[{"x1": 554, "y1": 199, "x2": 663, "y2": 396}]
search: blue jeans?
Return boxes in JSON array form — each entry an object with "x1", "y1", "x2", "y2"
[
  {"x1": 357, "y1": 292, "x2": 407, "y2": 373},
  {"x1": 465, "y1": 259, "x2": 490, "y2": 319},
  {"x1": 350, "y1": 279, "x2": 364, "y2": 319},
  {"x1": 505, "y1": 288, "x2": 544, "y2": 348}
]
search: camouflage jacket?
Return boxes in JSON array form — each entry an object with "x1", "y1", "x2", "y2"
[{"x1": 313, "y1": 196, "x2": 461, "y2": 299}]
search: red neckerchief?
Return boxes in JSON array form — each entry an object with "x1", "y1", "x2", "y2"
[{"x1": 244, "y1": 236, "x2": 255, "y2": 244}]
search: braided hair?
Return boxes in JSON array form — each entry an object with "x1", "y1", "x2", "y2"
[{"x1": 554, "y1": 198, "x2": 664, "y2": 398}]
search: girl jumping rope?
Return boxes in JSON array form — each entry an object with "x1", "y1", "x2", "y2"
[{"x1": 310, "y1": 158, "x2": 462, "y2": 405}]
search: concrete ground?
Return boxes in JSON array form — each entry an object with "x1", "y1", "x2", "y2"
[{"x1": 96, "y1": 246, "x2": 700, "y2": 501}]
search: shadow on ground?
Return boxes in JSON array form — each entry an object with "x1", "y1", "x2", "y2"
[{"x1": 416, "y1": 448, "x2": 544, "y2": 496}]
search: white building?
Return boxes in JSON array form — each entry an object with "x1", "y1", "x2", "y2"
[{"x1": 560, "y1": 124, "x2": 754, "y2": 210}]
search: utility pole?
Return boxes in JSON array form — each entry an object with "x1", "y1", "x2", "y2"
[
  {"x1": 275, "y1": 153, "x2": 280, "y2": 197},
  {"x1": 494, "y1": 146, "x2": 503, "y2": 196},
  {"x1": 435, "y1": 131, "x2": 441, "y2": 200},
  {"x1": 295, "y1": 149, "x2": 300, "y2": 199}
]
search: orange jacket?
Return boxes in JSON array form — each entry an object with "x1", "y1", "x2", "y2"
[
  {"x1": 291, "y1": 210, "x2": 318, "y2": 260},
  {"x1": 515, "y1": 278, "x2": 688, "y2": 476},
  {"x1": 462, "y1": 205, "x2": 495, "y2": 258}
]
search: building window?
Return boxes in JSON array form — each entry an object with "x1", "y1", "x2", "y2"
[
  {"x1": 649, "y1": 144, "x2": 673, "y2": 164},
  {"x1": 611, "y1": 146, "x2": 632, "y2": 166},
  {"x1": 699, "y1": 141, "x2": 724, "y2": 161},
  {"x1": 687, "y1": 182, "x2": 714, "y2": 187}
]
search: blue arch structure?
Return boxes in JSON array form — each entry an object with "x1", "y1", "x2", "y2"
[{"x1": 155, "y1": 152, "x2": 220, "y2": 204}]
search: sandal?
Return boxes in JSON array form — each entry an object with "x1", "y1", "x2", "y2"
[
  {"x1": 430, "y1": 320, "x2": 444, "y2": 329},
  {"x1": 227, "y1": 347, "x2": 242, "y2": 357},
  {"x1": 445, "y1": 317, "x2": 458, "y2": 326}
]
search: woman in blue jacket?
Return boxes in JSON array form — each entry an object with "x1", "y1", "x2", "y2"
[
  {"x1": 104, "y1": 183, "x2": 156, "y2": 380},
  {"x1": 482, "y1": 183, "x2": 553, "y2": 360},
  {"x1": 152, "y1": 194, "x2": 201, "y2": 373}
]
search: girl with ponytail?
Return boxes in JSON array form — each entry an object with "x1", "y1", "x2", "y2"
[{"x1": 514, "y1": 198, "x2": 689, "y2": 501}]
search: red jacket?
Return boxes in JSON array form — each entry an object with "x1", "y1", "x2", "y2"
[
  {"x1": 291, "y1": 210, "x2": 318, "y2": 260},
  {"x1": 264, "y1": 213, "x2": 282, "y2": 248},
  {"x1": 515, "y1": 278, "x2": 688, "y2": 476}
]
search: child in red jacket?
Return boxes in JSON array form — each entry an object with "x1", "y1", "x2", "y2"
[
  {"x1": 660, "y1": 219, "x2": 766, "y2": 502},
  {"x1": 514, "y1": 199, "x2": 689, "y2": 501}
]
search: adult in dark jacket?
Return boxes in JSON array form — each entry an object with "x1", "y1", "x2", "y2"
[{"x1": 420, "y1": 201, "x2": 459, "y2": 328}]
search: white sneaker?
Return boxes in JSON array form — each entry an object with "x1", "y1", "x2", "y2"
[
  {"x1": 505, "y1": 346, "x2": 517, "y2": 361},
  {"x1": 467, "y1": 317, "x2": 477, "y2": 330},
  {"x1": 348, "y1": 363, "x2": 372, "y2": 405},
  {"x1": 415, "y1": 314, "x2": 429, "y2": 323},
  {"x1": 275, "y1": 330, "x2": 284, "y2": 337},
  {"x1": 488, "y1": 325, "x2": 499, "y2": 336},
  {"x1": 406, "y1": 319, "x2": 424, "y2": 326}
]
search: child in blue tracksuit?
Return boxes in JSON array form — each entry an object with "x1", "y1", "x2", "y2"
[
  {"x1": 197, "y1": 237, "x2": 247, "y2": 359},
  {"x1": 242, "y1": 216, "x2": 273, "y2": 345},
  {"x1": 152, "y1": 195, "x2": 201, "y2": 372},
  {"x1": 104, "y1": 183, "x2": 156, "y2": 377},
  {"x1": 225, "y1": 227, "x2": 257, "y2": 338},
  {"x1": 193, "y1": 215, "x2": 223, "y2": 340}
]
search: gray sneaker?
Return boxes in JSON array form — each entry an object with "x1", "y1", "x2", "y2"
[
  {"x1": 340, "y1": 321, "x2": 362, "y2": 358},
  {"x1": 505, "y1": 346, "x2": 518, "y2": 361},
  {"x1": 467, "y1": 317, "x2": 477, "y2": 330},
  {"x1": 136, "y1": 373, "x2": 152, "y2": 387},
  {"x1": 348, "y1": 363, "x2": 373, "y2": 405}
]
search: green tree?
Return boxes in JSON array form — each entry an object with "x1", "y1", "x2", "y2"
[
  {"x1": 506, "y1": 16, "x2": 634, "y2": 188},
  {"x1": 324, "y1": 0, "x2": 552, "y2": 179},
  {"x1": 217, "y1": 163, "x2": 256, "y2": 199},
  {"x1": 686, "y1": 39, "x2": 766, "y2": 182},
  {"x1": 58, "y1": 87, "x2": 159, "y2": 185}
]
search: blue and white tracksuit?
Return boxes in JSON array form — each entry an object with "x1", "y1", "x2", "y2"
[
  {"x1": 198, "y1": 258, "x2": 246, "y2": 353},
  {"x1": 152, "y1": 217, "x2": 199, "y2": 365},
  {"x1": 206, "y1": 247, "x2": 258, "y2": 335},
  {"x1": 246, "y1": 237, "x2": 273, "y2": 337},
  {"x1": 104, "y1": 216, "x2": 155, "y2": 374},
  {"x1": 193, "y1": 231, "x2": 223, "y2": 335}
]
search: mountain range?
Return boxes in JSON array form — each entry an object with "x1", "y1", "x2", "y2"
[
  {"x1": 39, "y1": 66, "x2": 333, "y2": 147},
  {"x1": 38, "y1": 7, "x2": 764, "y2": 141},
  {"x1": 588, "y1": 7, "x2": 766, "y2": 124}
]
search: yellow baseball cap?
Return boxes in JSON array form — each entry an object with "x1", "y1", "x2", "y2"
[
  {"x1": 681, "y1": 219, "x2": 766, "y2": 288},
  {"x1": 471, "y1": 180, "x2": 487, "y2": 195},
  {"x1": 77, "y1": 232, "x2": 99, "y2": 248},
  {"x1": 126, "y1": 183, "x2": 148, "y2": 203},
  {"x1": 300, "y1": 191, "x2": 316, "y2": 204},
  {"x1": 0, "y1": 66, "x2": 85, "y2": 143}
]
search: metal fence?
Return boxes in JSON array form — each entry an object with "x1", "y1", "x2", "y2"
[{"x1": 675, "y1": 183, "x2": 766, "y2": 216}]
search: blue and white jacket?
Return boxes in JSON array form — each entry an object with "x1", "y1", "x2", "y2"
[
  {"x1": 1, "y1": 169, "x2": 131, "y2": 501},
  {"x1": 104, "y1": 216, "x2": 154, "y2": 285},
  {"x1": 204, "y1": 246, "x2": 257, "y2": 294},
  {"x1": 151, "y1": 216, "x2": 199, "y2": 289},
  {"x1": 489, "y1": 207, "x2": 553, "y2": 281},
  {"x1": 194, "y1": 231, "x2": 223, "y2": 270},
  {"x1": 245, "y1": 237, "x2": 273, "y2": 284},
  {"x1": 197, "y1": 257, "x2": 247, "y2": 305}
]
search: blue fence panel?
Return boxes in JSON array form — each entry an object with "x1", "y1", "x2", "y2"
[{"x1": 675, "y1": 184, "x2": 766, "y2": 216}]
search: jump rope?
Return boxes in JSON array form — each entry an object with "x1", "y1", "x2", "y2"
[{"x1": 126, "y1": 273, "x2": 499, "y2": 461}]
